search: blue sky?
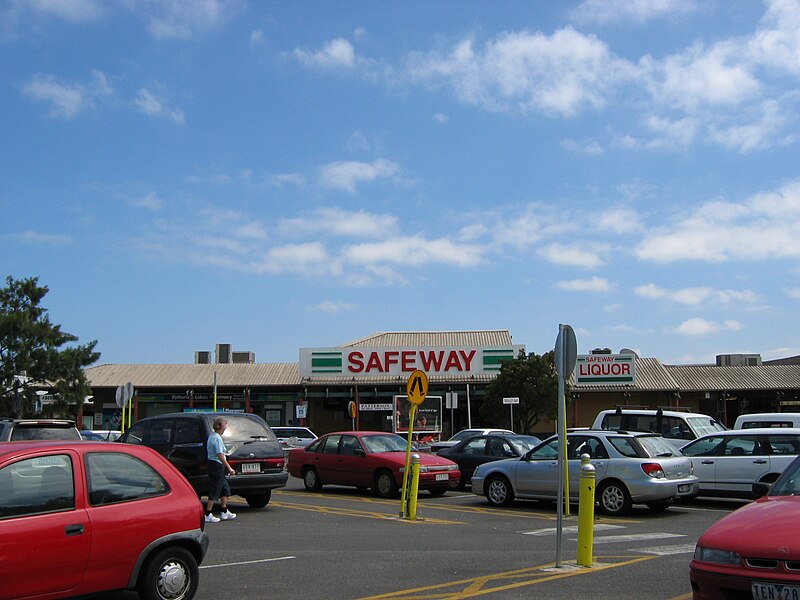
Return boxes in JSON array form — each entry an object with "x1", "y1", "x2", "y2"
[{"x1": 3, "y1": 0, "x2": 800, "y2": 366}]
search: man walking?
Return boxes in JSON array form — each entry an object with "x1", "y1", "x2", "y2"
[{"x1": 205, "y1": 417, "x2": 237, "y2": 523}]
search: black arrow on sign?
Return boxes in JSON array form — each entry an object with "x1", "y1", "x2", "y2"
[{"x1": 410, "y1": 376, "x2": 424, "y2": 397}]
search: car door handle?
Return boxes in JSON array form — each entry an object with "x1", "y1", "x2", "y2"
[
  {"x1": 753, "y1": 459, "x2": 768, "y2": 464},
  {"x1": 701, "y1": 460, "x2": 715, "y2": 464},
  {"x1": 65, "y1": 524, "x2": 84, "y2": 536}
]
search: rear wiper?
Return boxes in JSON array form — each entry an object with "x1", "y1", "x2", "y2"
[
  {"x1": 656, "y1": 452, "x2": 674, "y2": 457},
  {"x1": 243, "y1": 435, "x2": 271, "y2": 445}
]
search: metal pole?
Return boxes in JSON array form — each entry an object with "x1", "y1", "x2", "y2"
[
  {"x1": 556, "y1": 324, "x2": 566, "y2": 567},
  {"x1": 466, "y1": 384, "x2": 472, "y2": 429}
]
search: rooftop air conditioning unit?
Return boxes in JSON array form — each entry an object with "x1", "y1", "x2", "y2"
[
  {"x1": 195, "y1": 351, "x2": 211, "y2": 364},
  {"x1": 216, "y1": 344, "x2": 232, "y2": 364},
  {"x1": 232, "y1": 351, "x2": 255, "y2": 364}
]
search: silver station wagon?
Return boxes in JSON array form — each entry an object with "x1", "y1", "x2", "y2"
[{"x1": 471, "y1": 430, "x2": 698, "y2": 516}]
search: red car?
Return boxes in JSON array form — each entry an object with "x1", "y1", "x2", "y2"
[
  {"x1": 0, "y1": 441, "x2": 209, "y2": 600},
  {"x1": 288, "y1": 431, "x2": 461, "y2": 497},
  {"x1": 690, "y1": 455, "x2": 800, "y2": 599}
]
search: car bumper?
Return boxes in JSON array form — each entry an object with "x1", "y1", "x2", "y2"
[
  {"x1": 228, "y1": 471, "x2": 288, "y2": 494},
  {"x1": 418, "y1": 470, "x2": 461, "y2": 489},
  {"x1": 628, "y1": 478, "x2": 699, "y2": 503},
  {"x1": 690, "y1": 563, "x2": 800, "y2": 599}
]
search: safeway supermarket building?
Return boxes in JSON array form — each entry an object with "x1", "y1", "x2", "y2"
[{"x1": 83, "y1": 330, "x2": 800, "y2": 436}]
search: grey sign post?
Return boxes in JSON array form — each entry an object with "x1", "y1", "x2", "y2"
[{"x1": 554, "y1": 324, "x2": 577, "y2": 568}]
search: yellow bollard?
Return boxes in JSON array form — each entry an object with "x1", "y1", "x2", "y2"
[
  {"x1": 577, "y1": 453, "x2": 596, "y2": 567},
  {"x1": 407, "y1": 453, "x2": 421, "y2": 520}
]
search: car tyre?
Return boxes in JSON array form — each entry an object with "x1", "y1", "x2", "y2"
[
  {"x1": 303, "y1": 468, "x2": 323, "y2": 492},
  {"x1": 138, "y1": 546, "x2": 198, "y2": 600},
  {"x1": 597, "y1": 480, "x2": 632, "y2": 516},
  {"x1": 485, "y1": 475, "x2": 514, "y2": 507},
  {"x1": 645, "y1": 499, "x2": 672, "y2": 512},
  {"x1": 245, "y1": 490, "x2": 272, "y2": 508},
  {"x1": 428, "y1": 487, "x2": 448, "y2": 497},
  {"x1": 374, "y1": 470, "x2": 398, "y2": 498}
]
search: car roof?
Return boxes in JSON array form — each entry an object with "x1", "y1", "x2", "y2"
[
  {"x1": 597, "y1": 408, "x2": 700, "y2": 417},
  {"x1": 694, "y1": 427, "x2": 800, "y2": 437},
  {"x1": 0, "y1": 440, "x2": 148, "y2": 457},
  {"x1": 0, "y1": 417, "x2": 76, "y2": 425}
]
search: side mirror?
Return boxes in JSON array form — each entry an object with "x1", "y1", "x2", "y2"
[
  {"x1": 353, "y1": 448, "x2": 366, "y2": 457},
  {"x1": 752, "y1": 482, "x2": 771, "y2": 498}
]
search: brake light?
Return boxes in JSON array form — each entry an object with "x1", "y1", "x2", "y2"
[
  {"x1": 264, "y1": 457, "x2": 284, "y2": 469},
  {"x1": 641, "y1": 462, "x2": 665, "y2": 478}
]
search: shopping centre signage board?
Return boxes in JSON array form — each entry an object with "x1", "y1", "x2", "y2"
[
  {"x1": 299, "y1": 344, "x2": 525, "y2": 378},
  {"x1": 575, "y1": 354, "x2": 636, "y2": 385}
]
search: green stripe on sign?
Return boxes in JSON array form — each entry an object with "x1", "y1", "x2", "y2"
[
  {"x1": 580, "y1": 377, "x2": 635, "y2": 383},
  {"x1": 311, "y1": 357, "x2": 342, "y2": 367},
  {"x1": 483, "y1": 355, "x2": 513, "y2": 365}
]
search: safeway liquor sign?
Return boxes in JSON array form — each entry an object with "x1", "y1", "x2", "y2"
[
  {"x1": 300, "y1": 344, "x2": 525, "y2": 379},
  {"x1": 575, "y1": 354, "x2": 636, "y2": 386}
]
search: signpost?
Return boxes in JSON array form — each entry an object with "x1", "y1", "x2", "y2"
[
  {"x1": 446, "y1": 391, "x2": 458, "y2": 437},
  {"x1": 401, "y1": 370, "x2": 428, "y2": 519},
  {"x1": 503, "y1": 396, "x2": 519, "y2": 430},
  {"x1": 554, "y1": 324, "x2": 577, "y2": 568}
]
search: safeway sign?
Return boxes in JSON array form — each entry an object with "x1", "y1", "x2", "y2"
[{"x1": 575, "y1": 354, "x2": 636, "y2": 386}]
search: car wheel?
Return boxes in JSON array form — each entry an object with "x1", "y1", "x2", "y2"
[
  {"x1": 138, "y1": 546, "x2": 198, "y2": 600},
  {"x1": 485, "y1": 475, "x2": 514, "y2": 507},
  {"x1": 428, "y1": 487, "x2": 448, "y2": 497},
  {"x1": 245, "y1": 490, "x2": 272, "y2": 508},
  {"x1": 374, "y1": 470, "x2": 398, "y2": 498},
  {"x1": 303, "y1": 468, "x2": 323, "y2": 492},
  {"x1": 597, "y1": 480, "x2": 632, "y2": 516}
]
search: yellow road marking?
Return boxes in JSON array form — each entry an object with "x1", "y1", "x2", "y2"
[
  {"x1": 269, "y1": 501, "x2": 464, "y2": 524},
  {"x1": 357, "y1": 555, "x2": 659, "y2": 599}
]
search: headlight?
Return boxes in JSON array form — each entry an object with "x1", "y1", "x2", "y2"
[{"x1": 693, "y1": 545, "x2": 741, "y2": 565}]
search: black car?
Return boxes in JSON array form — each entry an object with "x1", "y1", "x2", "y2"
[
  {"x1": 0, "y1": 417, "x2": 82, "y2": 441},
  {"x1": 118, "y1": 412, "x2": 288, "y2": 508},
  {"x1": 436, "y1": 434, "x2": 542, "y2": 488}
]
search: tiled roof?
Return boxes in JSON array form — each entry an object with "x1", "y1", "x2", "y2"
[
  {"x1": 340, "y1": 330, "x2": 517, "y2": 348},
  {"x1": 666, "y1": 365, "x2": 800, "y2": 391}
]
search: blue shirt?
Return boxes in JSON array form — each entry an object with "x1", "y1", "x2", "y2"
[{"x1": 207, "y1": 432, "x2": 226, "y2": 463}]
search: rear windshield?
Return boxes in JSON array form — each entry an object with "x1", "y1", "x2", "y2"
[
  {"x1": 686, "y1": 416, "x2": 727, "y2": 436},
  {"x1": 11, "y1": 425, "x2": 81, "y2": 441},
  {"x1": 207, "y1": 416, "x2": 276, "y2": 442},
  {"x1": 635, "y1": 435, "x2": 679, "y2": 457}
]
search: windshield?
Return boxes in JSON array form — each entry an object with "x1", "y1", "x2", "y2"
[
  {"x1": 450, "y1": 430, "x2": 481, "y2": 442},
  {"x1": 273, "y1": 428, "x2": 314, "y2": 439},
  {"x1": 508, "y1": 436, "x2": 541, "y2": 453},
  {"x1": 11, "y1": 425, "x2": 81, "y2": 440},
  {"x1": 769, "y1": 457, "x2": 800, "y2": 496},
  {"x1": 362, "y1": 434, "x2": 407, "y2": 453},
  {"x1": 636, "y1": 435, "x2": 678, "y2": 457},
  {"x1": 686, "y1": 416, "x2": 727, "y2": 436},
  {"x1": 210, "y1": 415, "x2": 277, "y2": 442}
]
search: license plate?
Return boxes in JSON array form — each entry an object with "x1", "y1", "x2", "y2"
[
  {"x1": 435, "y1": 473, "x2": 449, "y2": 481},
  {"x1": 241, "y1": 463, "x2": 261, "y2": 474},
  {"x1": 678, "y1": 484, "x2": 690, "y2": 493},
  {"x1": 752, "y1": 582, "x2": 800, "y2": 600}
]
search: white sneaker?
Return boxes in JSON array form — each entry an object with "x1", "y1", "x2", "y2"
[
  {"x1": 220, "y1": 509, "x2": 237, "y2": 521},
  {"x1": 205, "y1": 513, "x2": 220, "y2": 523}
]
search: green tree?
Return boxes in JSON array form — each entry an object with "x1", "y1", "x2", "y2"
[
  {"x1": 0, "y1": 276, "x2": 100, "y2": 417},
  {"x1": 480, "y1": 350, "x2": 563, "y2": 434}
]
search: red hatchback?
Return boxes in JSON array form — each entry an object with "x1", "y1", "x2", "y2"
[
  {"x1": 0, "y1": 441, "x2": 209, "y2": 600},
  {"x1": 690, "y1": 455, "x2": 800, "y2": 600},
  {"x1": 288, "y1": 431, "x2": 461, "y2": 497}
]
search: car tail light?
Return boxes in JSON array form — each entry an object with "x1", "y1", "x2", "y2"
[
  {"x1": 264, "y1": 457, "x2": 285, "y2": 470},
  {"x1": 641, "y1": 462, "x2": 665, "y2": 478}
]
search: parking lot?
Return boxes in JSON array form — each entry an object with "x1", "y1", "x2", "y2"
[{"x1": 172, "y1": 479, "x2": 747, "y2": 600}]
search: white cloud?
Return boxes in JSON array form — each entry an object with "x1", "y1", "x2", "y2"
[
  {"x1": 569, "y1": 0, "x2": 700, "y2": 25},
  {"x1": 319, "y1": 159, "x2": 399, "y2": 193},
  {"x1": 143, "y1": 0, "x2": 239, "y2": 40},
  {"x1": 343, "y1": 236, "x2": 486, "y2": 268},
  {"x1": 676, "y1": 317, "x2": 743, "y2": 335},
  {"x1": 250, "y1": 29, "x2": 266, "y2": 48},
  {"x1": 19, "y1": 72, "x2": 111, "y2": 118},
  {"x1": 8, "y1": 230, "x2": 72, "y2": 244},
  {"x1": 748, "y1": 0, "x2": 800, "y2": 76},
  {"x1": 539, "y1": 243, "x2": 608, "y2": 269},
  {"x1": 561, "y1": 137, "x2": 604, "y2": 156},
  {"x1": 130, "y1": 191, "x2": 163, "y2": 211},
  {"x1": 595, "y1": 206, "x2": 643, "y2": 234},
  {"x1": 636, "y1": 179, "x2": 800, "y2": 262},
  {"x1": 556, "y1": 276, "x2": 613, "y2": 292},
  {"x1": 294, "y1": 38, "x2": 357, "y2": 69},
  {"x1": 709, "y1": 99, "x2": 790, "y2": 153},
  {"x1": 280, "y1": 208, "x2": 398, "y2": 239},
  {"x1": 134, "y1": 88, "x2": 185, "y2": 125},
  {"x1": 310, "y1": 300, "x2": 358, "y2": 314},
  {"x1": 24, "y1": 0, "x2": 105, "y2": 23},
  {"x1": 788, "y1": 288, "x2": 800, "y2": 300},
  {"x1": 270, "y1": 173, "x2": 306, "y2": 188},
  {"x1": 405, "y1": 28, "x2": 634, "y2": 117},
  {"x1": 433, "y1": 112, "x2": 449, "y2": 124},
  {"x1": 252, "y1": 242, "x2": 336, "y2": 276}
]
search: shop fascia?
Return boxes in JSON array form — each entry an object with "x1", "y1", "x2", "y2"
[{"x1": 299, "y1": 344, "x2": 526, "y2": 378}]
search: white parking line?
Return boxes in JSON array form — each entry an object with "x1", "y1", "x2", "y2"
[
  {"x1": 522, "y1": 524, "x2": 625, "y2": 536},
  {"x1": 635, "y1": 543, "x2": 697, "y2": 556},
  {"x1": 200, "y1": 556, "x2": 296, "y2": 569},
  {"x1": 587, "y1": 533, "x2": 686, "y2": 544}
]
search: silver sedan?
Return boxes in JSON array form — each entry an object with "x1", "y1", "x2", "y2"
[{"x1": 471, "y1": 430, "x2": 698, "y2": 516}]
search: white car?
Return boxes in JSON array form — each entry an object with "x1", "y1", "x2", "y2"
[
  {"x1": 272, "y1": 426, "x2": 317, "y2": 450},
  {"x1": 591, "y1": 408, "x2": 726, "y2": 452},
  {"x1": 430, "y1": 428, "x2": 514, "y2": 453},
  {"x1": 679, "y1": 427, "x2": 800, "y2": 499}
]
